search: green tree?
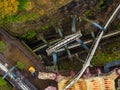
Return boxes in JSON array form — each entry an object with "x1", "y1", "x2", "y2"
[
  {"x1": 21, "y1": 31, "x2": 36, "y2": 40},
  {"x1": 0, "y1": 0, "x2": 19, "y2": 18},
  {"x1": 16, "y1": 61, "x2": 24, "y2": 70},
  {"x1": 0, "y1": 77, "x2": 12, "y2": 90},
  {"x1": 18, "y1": 0, "x2": 28, "y2": 10},
  {"x1": 0, "y1": 41, "x2": 6, "y2": 53}
]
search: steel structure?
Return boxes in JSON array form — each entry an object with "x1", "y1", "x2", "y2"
[
  {"x1": 46, "y1": 13, "x2": 110, "y2": 70},
  {"x1": 46, "y1": 30, "x2": 82, "y2": 56},
  {"x1": 56, "y1": 30, "x2": 120, "y2": 52},
  {"x1": 0, "y1": 54, "x2": 37, "y2": 90},
  {"x1": 2, "y1": 66, "x2": 15, "y2": 79},
  {"x1": 104, "y1": 59, "x2": 120, "y2": 73},
  {"x1": 63, "y1": 4, "x2": 120, "y2": 90}
]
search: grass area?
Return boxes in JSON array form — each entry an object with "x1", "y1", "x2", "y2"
[
  {"x1": 21, "y1": 31, "x2": 36, "y2": 41},
  {"x1": 17, "y1": 61, "x2": 25, "y2": 70},
  {"x1": 95, "y1": 0, "x2": 106, "y2": 11},
  {"x1": 0, "y1": 77, "x2": 12, "y2": 90},
  {"x1": 40, "y1": 16, "x2": 61, "y2": 32},
  {"x1": 92, "y1": 51, "x2": 120, "y2": 66},
  {"x1": 84, "y1": 0, "x2": 106, "y2": 17},
  {"x1": 0, "y1": 41, "x2": 6, "y2": 53},
  {"x1": 0, "y1": 0, "x2": 37, "y2": 24},
  {"x1": 91, "y1": 36, "x2": 120, "y2": 66},
  {"x1": 1, "y1": 12, "x2": 39, "y2": 23},
  {"x1": 18, "y1": 0, "x2": 28, "y2": 10},
  {"x1": 0, "y1": 0, "x2": 70, "y2": 24}
]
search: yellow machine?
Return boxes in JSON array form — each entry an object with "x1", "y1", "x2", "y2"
[{"x1": 28, "y1": 66, "x2": 36, "y2": 73}]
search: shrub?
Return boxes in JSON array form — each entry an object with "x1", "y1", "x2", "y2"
[
  {"x1": 18, "y1": 0, "x2": 28, "y2": 10},
  {"x1": 16, "y1": 61, "x2": 24, "y2": 70},
  {"x1": 21, "y1": 31, "x2": 36, "y2": 40},
  {"x1": 0, "y1": 77, "x2": 12, "y2": 90},
  {"x1": 0, "y1": 41, "x2": 6, "y2": 53},
  {"x1": 92, "y1": 52, "x2": 120, "y2": 66}
]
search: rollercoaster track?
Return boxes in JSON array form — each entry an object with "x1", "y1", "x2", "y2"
[
  {"x1": 56, "y1": 33, "x2": 120, "y2": 62},
  {"x1": 34, "y1": 29, "x2": 120, "y2": 57},
  {"x1": 56, "y1": 30, "x2": 120, "y2": 52},
  {"x1": 0, "y1": 54, "x2": 37, "y2": 90},
  {"x1": 31, "y1": 19, "x2": 119, "y2": 53},
  {"x1": 63, "y1": 3, "x2": 120, "y2": 90},
  {"x1": 32, "y1": 27, "x2": 119, "y2": 53},
  {"x1": 46, "y1": 31, "x2": 82, "y2": 56}
]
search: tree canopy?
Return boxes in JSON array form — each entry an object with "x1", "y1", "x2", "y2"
[
  {"x1": 0, "y1": 77, "x2": 12, "y2": 90},
  {"x1": 21, "y1": 31, "x2": 36, "y2": 40},
  {"x1": 0, "y1": 0, "x2": 19, "y2": 19},
  {"x1": 16, "y1": 61, "x2": 24, "y2": 70}
]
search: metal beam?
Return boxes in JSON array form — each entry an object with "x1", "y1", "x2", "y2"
[
  {"x1": 2, "y1": 66, "x2": 15, "y2": 79},
  {"x1": 46, "y1": 31, "x2": 82, "y2": 55},
  {"x1": 63, "y1": 4, "x2": 120, "y2": 90}
]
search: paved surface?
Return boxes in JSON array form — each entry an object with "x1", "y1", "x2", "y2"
[
  {"x1": 0, "y1": 28, "x2": 44, "y2": 71},
  {"x1": 0, "y1": 54, "x2": 37, "y2": 90}
]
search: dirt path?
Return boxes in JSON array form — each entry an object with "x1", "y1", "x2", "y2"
[{"x1": 0, "y1": 28, "x2": 44, "y2": 71}]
